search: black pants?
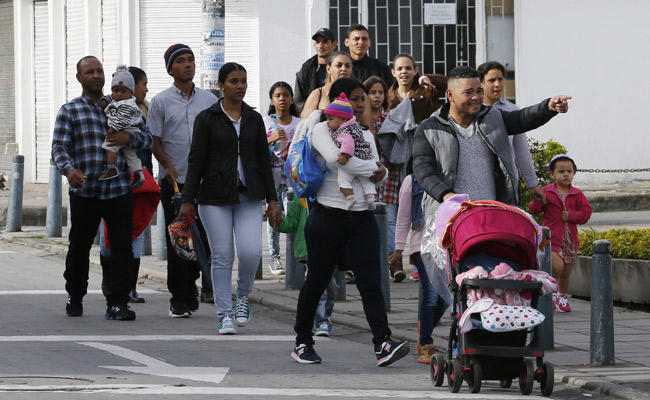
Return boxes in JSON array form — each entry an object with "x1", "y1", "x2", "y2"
[
  {"x1": 65, "y1": 192, "x2": 133, "y2": 306},
  {"x1": 160, "y1": 180, "x2": 205, "y2": 307},
  {"x1": 294, "y1": 203, "x2": 391, "y2": 346}
]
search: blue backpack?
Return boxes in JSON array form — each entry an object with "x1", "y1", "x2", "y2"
[{"x1": 284, "y1": 132, "x2": 329, "y2": 199}]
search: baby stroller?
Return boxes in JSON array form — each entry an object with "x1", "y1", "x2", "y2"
[{"x1": 429, "y1": 200, "x2": 555, "y2": 396}]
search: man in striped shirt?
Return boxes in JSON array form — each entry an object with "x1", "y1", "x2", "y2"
[{"x1": 52, "y1": 56, "x2": 153, "y2": 321}]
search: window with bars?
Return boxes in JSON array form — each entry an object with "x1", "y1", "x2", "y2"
[
  {"x1": 484, "y1": 0, "x2": 515, "y2": 102},
  {"x1": 329, "y1": 0, "x2": 477, "y2": 76}
]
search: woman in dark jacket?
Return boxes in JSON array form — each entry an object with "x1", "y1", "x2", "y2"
[{"x1": 180, "y1": 62, "x2": 280, "y2": 335}]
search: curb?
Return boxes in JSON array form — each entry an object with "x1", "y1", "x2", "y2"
[{"x1": 561, "y1": 374, "x2": 650, "y2": 400}]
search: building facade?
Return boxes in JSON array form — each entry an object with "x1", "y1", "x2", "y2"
[{"x1": 2, "y1": 0, "x2": 648, "y2": 184}]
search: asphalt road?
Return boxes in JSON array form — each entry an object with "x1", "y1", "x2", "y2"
[{"x1": 0, "y1": 241, "x2": 609, "y2": 399}]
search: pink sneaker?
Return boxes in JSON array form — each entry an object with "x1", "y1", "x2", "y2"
[
  {"x1": 556, "y1": 294, "x2": 571, "y2": 312},
  {"x1": 410, "y1": 267, "x2": 419, "y2": 282}
]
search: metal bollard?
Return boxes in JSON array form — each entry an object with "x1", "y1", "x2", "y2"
[
  {"x1": 6, "y1": 155, "x2": 25, "y2": 232},
  {"x1": 590, "y1": 239, "x2": 615, "y2": 366},
  {"x1": 374, "y1": 202, "x2": 390, "y2": 312},
  {"x1": 156, "y1": 203, "x2": 167, "y2": 260},
  {"x1": 46, "y1": 159, "x2": 63, "y2": 237},
  {"x1": 539, "y1": 227, "x2": 554, "y2": 350},
  {"x1": 142, "y1": 223, "x2": 152, "y2": 256}
]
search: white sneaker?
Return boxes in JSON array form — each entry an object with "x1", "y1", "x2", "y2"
[{"x1": 219, "y1": 316, "x2": 237, "y2": 335}]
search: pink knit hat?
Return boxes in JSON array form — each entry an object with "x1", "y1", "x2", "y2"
[{"x1": 324, "y1": 93, "x2": 354, "y2": 119}]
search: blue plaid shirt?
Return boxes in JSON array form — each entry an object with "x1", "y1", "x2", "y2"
[{"x1": 52, "y1": 93, "x2": 153, "y2": 199}]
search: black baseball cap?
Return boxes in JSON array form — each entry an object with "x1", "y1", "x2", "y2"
[{"x1": 312, "y1": 27, "x2": 336, "y2": 42}]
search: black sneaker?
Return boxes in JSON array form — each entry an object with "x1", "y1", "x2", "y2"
[
  {"x1": 169, "y1": 304, "x2": 191, "y2": 318},
  {"x1": 188, "y1": 297, "x2": 199, "y2": 312},
  {"x1": 129, "y1": 289, "x2": 145, "y2": 303},
  {"x1": 291, "y1": 344, "x2": 322, "y2": 364},
  {"x1": 65, "y1": 296, "x2": 83, "y2": 317},
  {"x1": 200, "y1": 289, "x2": 214, "y2": 304},
  {"x1": 376, "y1": 339, "x2": 410, "y2": 367},
  {"x1": 105, "y1": 305, "x2": 136, "y2": 321}
]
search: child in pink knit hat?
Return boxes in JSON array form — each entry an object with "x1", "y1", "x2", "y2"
[{"x1": 323, "y1": 93, "x2": 376, "y2": 210}]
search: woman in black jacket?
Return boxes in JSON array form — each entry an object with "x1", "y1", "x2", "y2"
[{"x1": 180, "y1": 62, "x2": 280, "y2": 335}]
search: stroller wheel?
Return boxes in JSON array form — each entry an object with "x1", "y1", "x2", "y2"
[
  {"x1": 465, "y1": 358, "x2": 482, "y2": 393},
  {"x1": 429, "y1": 354, "x2": 445, "y2": 387},
  {"x1": 447, "y1": 359, "x2": 463, "y2": 393},
  {"x1": 539, "y1": 362, "x2": 555, "y2": 397},
  {"x1": 519, "y1": 358, "x2": 535, "y2": 395},
  {"x1": 499, "y1": 378, "x2": 513, "y2": 388}
]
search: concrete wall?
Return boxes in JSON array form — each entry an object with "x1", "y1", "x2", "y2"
[
  {"x1": 570, "y1": 256, "x2": 650, "y2": 305},
  {"x1": 515, "y1": 0, "x2": 650, "y2": 184},
  {"x1": 254, "y1": 0, "x2": 328, "y2": 114}
]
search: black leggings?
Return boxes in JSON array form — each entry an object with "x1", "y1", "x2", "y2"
[{"x1": 294, "y1": 203, "x2": 391, "y2": 346}]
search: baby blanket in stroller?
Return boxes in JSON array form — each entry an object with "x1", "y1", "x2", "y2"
[
  {"x1": 459, "y1": 298, "x2": 546, "y2": 333},
  {"x1": 456, "y1": 263, "x2": 557, "y2": 306}
]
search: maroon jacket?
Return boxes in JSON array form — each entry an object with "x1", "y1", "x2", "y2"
[{"x1": 528, "y1": 183, "x2": 592, "y2": 254}]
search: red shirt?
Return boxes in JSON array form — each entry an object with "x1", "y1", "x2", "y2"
[{"x1": 528, "y1": 183, "x2": 592, "y2": 254}]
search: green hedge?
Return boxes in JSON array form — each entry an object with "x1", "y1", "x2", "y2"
[{"x1": 578, "y1": 228, "x2": 650, "y2": 260}]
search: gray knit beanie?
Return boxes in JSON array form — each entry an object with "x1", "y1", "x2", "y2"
[{"x1": 111, "y1": 64, "x2": 135, "y2": 92}]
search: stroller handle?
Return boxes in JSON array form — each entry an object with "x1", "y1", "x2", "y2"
[{"x1": 462, "y1": 279, "x2": 542, "y2": 291}]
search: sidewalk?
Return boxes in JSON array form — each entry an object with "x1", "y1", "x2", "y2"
[
  {"x1": 2, "y1": 180, "x2": 650, "y2": 225},
  {"x1": 2, "y1": 225, "x2": 650, "y2": 399}
]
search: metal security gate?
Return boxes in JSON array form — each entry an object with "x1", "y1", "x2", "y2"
[
  {"x1": 484, "y1": 0, "x2": 515, "y2": 102},
  {"x1": 102, "y1": 0, "x2": 119, "y2": 74},
  {"x1": 329, "y1": 0, "x2": 477, "y2": 75},
  {"x1": 0, "y1": 0, "x2": 16, "y2": 176},
  {"x1": 139, "y1": 0, "x2": 203, "y2": 100}
]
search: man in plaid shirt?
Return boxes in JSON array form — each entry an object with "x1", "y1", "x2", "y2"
[{"x1": 52, "y1": 56, "x2": 153, "y2": 321}]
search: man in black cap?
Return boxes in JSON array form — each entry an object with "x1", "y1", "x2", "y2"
[
  {"x1": 294, "y1": 27, "x2": 338, "y2": 112},
  {"x1": 345, "y1": 24, "x2": 394, "y2": 86}
]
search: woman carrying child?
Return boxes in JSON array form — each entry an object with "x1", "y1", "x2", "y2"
[
  {"x1": 528, "y1": 154, "x2": 592, "y2": 312},
  {"x1": 289, "y1": 78, "x2": 409, "y2": 366},
  {"x1": 323, "y1": 93, "x2": 376, "y2": 210}
]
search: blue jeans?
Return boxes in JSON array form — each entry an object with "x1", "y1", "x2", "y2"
[
  {"x1": 386, "y1": 203, "x2": 398, "y2": 253},
  {"x1": 199, "y1": 193, "x2": 263, "y2": 320},
  {"x1": 266, "y1": 184, "x2": 288, "y2": 257},
  {"x1": 413, "y1": 252, "x2": 449, "y2": 345},
  {"x1": 314, "y1": 272, "x2": 337, "y2": 326}
]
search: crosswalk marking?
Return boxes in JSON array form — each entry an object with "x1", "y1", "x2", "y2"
[
  {"x1": 0, "y1": 334, "x2": 308, "y2": 342},
  {"x1": 0, "y1": 289, "x2": 160, "y2": 295},
  {"x1": 0, "y1": 384, "x2": 523, "y2": 398}
]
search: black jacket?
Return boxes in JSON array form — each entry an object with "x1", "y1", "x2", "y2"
[
  {"x1": 352, "y1": 55, "x2": 395, "y2": 86},
  {"x1": 294, "y1": 55, "x2": 327, "y2": 108},
  {"x1": 181, "y1": 101, "x2": 277, "y2": 206}
]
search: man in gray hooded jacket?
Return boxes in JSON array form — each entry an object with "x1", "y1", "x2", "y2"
[{"x1": 413, "y1": 66, "x2": 571, "y2": 216}]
